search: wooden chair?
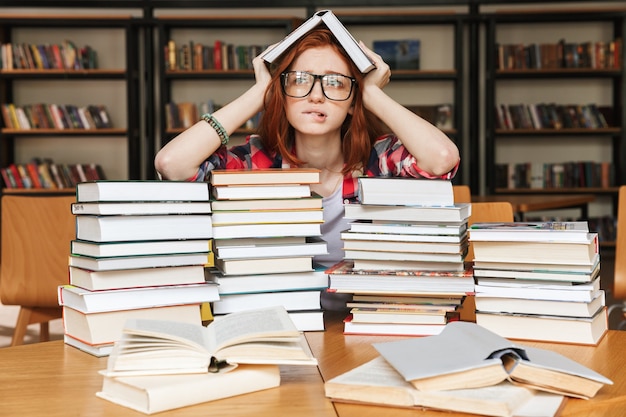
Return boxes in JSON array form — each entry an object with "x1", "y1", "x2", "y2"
[
  {"x1": 608, "y1": 185, "x2": 626, "y2": 330},
  {"x1": 458, "y1": 201, "x2": 515, "y2": 322},
  {"x1": 452, "y1": 185, "x2": 471, "y2": 203},
  {"x1": 0, "y1": 194, "x2": 75, "y2": 346}
]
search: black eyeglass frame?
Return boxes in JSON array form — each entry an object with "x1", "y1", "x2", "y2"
[{"x1": 280, "y1": 71, "x2": 356, "y2": 102}]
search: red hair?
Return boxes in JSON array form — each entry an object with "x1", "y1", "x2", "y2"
[{"x1": 257, "y1": 28, "x2": 384, "y2": 175}]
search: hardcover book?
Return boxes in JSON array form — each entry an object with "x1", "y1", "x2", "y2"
[{"x1": 76, "y1": 180, "x2": 210, "y2": 202}]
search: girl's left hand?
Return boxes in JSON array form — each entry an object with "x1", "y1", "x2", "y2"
[{"x1": 359, "y1": 41, "x2": 391, "y2": 89}]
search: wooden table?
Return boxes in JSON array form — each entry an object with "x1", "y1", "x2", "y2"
[
  {"x1": 1, "y1": 312, "x2": 624, "y2": 417},
  {"x1": 472, "y1": 194, "x2": 596, "y2": 220}
]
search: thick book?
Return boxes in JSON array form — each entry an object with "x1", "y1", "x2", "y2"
[
  {"x1": 212, "y1": 290, "x2": 322, "y2": 315},
  {"x1": 97, "y1": 364, "x2": 280, "y2": 414},
  {"x1": 69, "y1": 252, "x2": 212, "y2": 271},
  {"x1": 75, "y1": 214, "x2": 213, "y2": 242},
  {"x1": 325, "y1": 356, "x2": 566, "y2": 417},
  {"x1": 62, "y1": 304, "x2": 201, "y2": 346},
  {"x1": 475, "y1": 290, "x2": 606, "y2": 318},
  {"x1": 373, "y1": 321, "x2": 612, "y2": 398},
  {"x1": 57, "y1": 283, "x2": 220, "y2": 314},
  {"x1": 471, "y1": 233, "x2": 599, "y2": 266},
  {"x1": 214, "y1": 237, "x2": 327, "y2": 259},
  {"x1": 348, "y1": 219, "x2": 467, "y2": 236},
  {"x1": 71, "y1": 201, "x2": 212, "y2": 215},
  {"x1": 343, "y1": 202, "x2": 471, "y2": 223},
  {"x1": 103, "y1": 306, "x2": 318, "y2": 377},
  {"x1": 327, "y1": 260, "x2": 474, "y2": 295},
  {"x1": 473, "y1": 260, "x2": 600, "y2": 283},
  {"x1": 69, "y1": 264, "x2": 206, "y2": 291},
  {"x1": 209, "y1": 168, "x2": 320, "y2": 186},
  {"x1": 212, "y1": 184, "x2": 312, "y2": 200},
  {"x1": 76, "y1": 180, "x2": 210, "y2": 202},
  {"x1": 213, "y1": 268, "x2": 329, "y2": 295},
  {"x1": 357, "y1": 177, "x2": 454, "y2": 206},
  {"x1": 469, "y1": 221, "x2": 590, "y2": 243},
  {"x1": 70, "y1": 238, "x2": 213, "y2": 258},
  {"x1": 212, "y1": 222, "x2": 322, "y2": 239},
  {"x1": 261, "y1": 9, "x2": 375, "y2": 73},
  {"x1": 211, "y1": 208, "x2": 324, "y2": 225},
  {"x1": 475, "y1": 307, "x2": 609, "y2": 346},
  {"x1": 211, "y1": 195, "x2": 323, "y2": 211}
]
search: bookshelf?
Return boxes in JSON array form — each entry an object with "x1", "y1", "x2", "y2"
[
  {"x1": 153, "y1": 15, "x2": 302, "y2": 150},
  {"x1": 0, "y1": 15, "x2": 142, "y2": 191},
  {"x1": 483, "y1": 8, "x2": 625, "y2": 244}
]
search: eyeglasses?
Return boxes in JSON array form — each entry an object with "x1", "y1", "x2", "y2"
[{"x1": 281, "y1": 71, "x2": 356, "y2": 101}]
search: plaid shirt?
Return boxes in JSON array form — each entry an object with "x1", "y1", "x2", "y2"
[{"x1": 193, "y1": 134, "x2": 458, "y2": 202}]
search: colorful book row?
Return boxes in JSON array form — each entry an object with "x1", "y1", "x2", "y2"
[
  {"x1": 495, "y1": 103, "x2": 612, "y2": 130},
  {"x1": 165, "y1": 39, "x2": 266, "y2": 71},
  {"x1": 164, "y1": 101, "x2": 260, "y2": 131},
  {"x1": 496, "y1": 38, "x2": 622, "y2": 70},
  {"x1": 494, "y1": 161, "x2": 615, "y2": 190},
  {"x1": 0, "y1": 41, "x2": 98, "y2": 70},
  {"x1": 1, "y1": 103, "x2": 113, "y2": 130},
  {"x1": 1, "y1": 160, "x2": 105, "y2": 190}
]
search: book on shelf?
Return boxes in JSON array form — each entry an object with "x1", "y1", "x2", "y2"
[
  {"x1": 209, "y1": 168, "x2": 321, "y2": 186},
  {"x1": 324, "y1": 356, "x2": 566, "y2": 417},
  {"x1": 70, "y1": 201, "x2": 212, "y2": 216},
  {"x1": 212, "y1": 222, "x2": 322, "y2": 240},
  {"x1": 210, "y1": 195, "x2": 323, "y2": 211},
  {"x1": 210, "y1": 208, "x2": 324, "y2": 225},
  {"x1": 75, "y1": 180, "x2": 210, "y2": 202},
  {"x1": 373, "y1": 39, "x2": 420, "y2": 70},
  {"x1": 351, "y1": 258, "x2": 466, "y2": 272},
  {"x1": 373, "y1": 321, "x2": 612, "y2": 398},
  {"x1": 70, "y1": 238, "x2": 213, "y2": 258},
  {"x1": 68, "y1": 264, "x2": 207, "y2": 291},
  {"x1": 214, "y1": 236, "x2": 327, "y2": 259},
  {"x1": 69, "y1": 252, "x2": 213, "y2": 272},
  {"x1": 341, "y1": 229, "x2": 466, "y2": 244},
  {"x1": 261, "y1": 9, "x2": 375, "y2": 73},
  {"x1": 356, "y1": 177, "x2": 453, "y2": 206},
  {"x1": 475, "y1": 290, "x2": 606, "y2": 318},
  {"x1": 348, "y1": 219, "x2": 467, "y2": 236},
  {"x1": 474, "y1": 276, "x2": 601, "y2": 303},
  {"x1": 469, "y1": 221, "x2": 590, "y2": 243},
  {"x1": 212, "y1": 290, "x2": 322, "y2": 315},
  {"x1": 212, "y1": 267, "x2": 329, "y2": 295},
  {"x1": 343, "y1": 202, "x2": 471, "y2": 223},
  {"x1": 215, "y1": 255, "x2": 314, "y2": 276},
  {"x1": 343, "y1": 315, "x2": 447, "y2": 337},
  {"x1": 342, "y1": 235, "x2": 467, "y2": 254},
  {"x1": 475, "y1": 307, "x2": 609, "y2": 346},
  {"x1": 103, "y1": 306, "x2": 317, "y2": 377},
  {"x1": 473, "y1": 260, "x2": 600, "y2": 283},
  {"x1": 326, "y1": 260, "x2": 474, "y2": 295},
  {"x1": 62, "y1": 304, "x2": 201, "y2": 348},
  {"x1": 57, "y1": 283, "x2": 219, "y2": 314},
  {"x1": 211, "y1": 184, "x2": 312, "y2": 200},
  {"x1": 97, "y1": 364, "x2": 281, "y2": 415},
  {"x1": 472, "y1": 233, "x2": 599, "y2": 266},
  {"x1": 75, "y1": 214, "x2": 213, "y2": 242}
]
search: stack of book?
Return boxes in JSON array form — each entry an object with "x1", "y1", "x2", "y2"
[
  {"x1": 329, "y1": 177, "x2": 474, "y2": 336},
  {"x1": 59, "y1": 180, "x2": 219, "y2": 356},
  {"x1": 208, "y1": 168, "x2": 329, "y2": 331},
  {"x1": 469, "y1": 221, "x2": 608, "y2": 345}
]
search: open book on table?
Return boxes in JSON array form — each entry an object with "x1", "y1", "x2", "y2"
[
  {"x1": 102, "y1": 306, "x2": 317, "y2": 377},
  {"x1": 325, "y1": 356, "x2": 566, "y2": 417},
  {"x1": 373, "y1": 321, "x2": 612, "y2": 399}
]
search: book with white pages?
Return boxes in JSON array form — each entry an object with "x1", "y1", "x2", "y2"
[
  {"x1": 212, "y1": 290, "x2": 322, "y2": 315},
  {"x1": 212, "y1": 222, "x2": 322, "y2": 239},
  {"x1": 473, "y1": 261, "x2": 600, "y2": 283},
  {"x1": 212, "y1": 184, "x2": 311, "y2": 200},
  {"x1": 215, "y1": 255, "x2": 314, "y2": 276},
  {"x1": 76, "y1": 180, "x2": 210, "y2": 202},
  {"x1": 211, "y1": 209, "x2": 323, "y2": 225},
  {"x1": 211, "y1": 195, "x2": 323, "y2": 211},
  {"x1": 349, "y1": 220, "x2": 467, "y2": 236},
  {"x1": 215, "y1": 237, "x2": 327, "y2": 259},
  {"x1": 71, "y1": 201, "x2": 212, "y2": 215},
  {"x1": 70, "y1": 239, "x2": 212, "y2": 258},
  {"x1": 341, "y1": 230, "x2": 466, "y2": 244},
  {"x1": 344, "y1": 203, "x2": 471, "y2": 223},
  {"x1": 211, "y1": 267, "x2": 329, "y2": 295},
  {"x1": 344, "y1": 249, "x2": 465, "y2": 263},
  {"x1": 69, "y1": 252, "x2": 212, "y2": 271},
  {"x1": 469, "y1": 221, "x2": 590, "y2": 242},
  {"x1": 342, "y1": 236, "x2": 467, "y2": 254},
  {"x1": 473, "y1": 258, "x2": 600, "y2": 274},
  {"x1": 357, "y1": 177, "x2": 454, "y2": 206},
  {"x1": 474, "y1": 277, "x2": 601, "y2": 303}
]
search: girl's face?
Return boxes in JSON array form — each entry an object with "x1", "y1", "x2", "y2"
[{"x1": 284, "y1": 46, "x2": 354, "y2": 138}]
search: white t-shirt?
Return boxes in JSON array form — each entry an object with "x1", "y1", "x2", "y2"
[{"x1": 314, "y1": 185, "x2": 350, "y2": 267}]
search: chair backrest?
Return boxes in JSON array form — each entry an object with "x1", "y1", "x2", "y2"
[
  {"x1": 453, "y1": 185, "x2": 471, "y2": 203},
  {"x1": 613, "y1": 186, "x2": 626, "y2": 300},
  {"x1": 466, "y1": 201, "x2": 515, "y2": 262},
  {"x1": 0, "y1": 194, "x2": 75, "y2": 307}
]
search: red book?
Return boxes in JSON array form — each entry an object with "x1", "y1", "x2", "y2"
[{"x1": 213, "y1": 40, "x2": 222, "y2": 70}]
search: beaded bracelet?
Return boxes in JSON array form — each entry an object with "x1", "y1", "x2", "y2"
[{"x1": 201, "y1": 113, "x2": 230, "y2": 146}]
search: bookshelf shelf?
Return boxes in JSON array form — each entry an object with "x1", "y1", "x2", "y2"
[{"x1": 0, "y1": 15, "x2": 141, "y2": 186}]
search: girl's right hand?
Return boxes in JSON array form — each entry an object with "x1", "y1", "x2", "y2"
[{"x1": 252, "y1": 44, "x2": 277, "y2": 90}]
